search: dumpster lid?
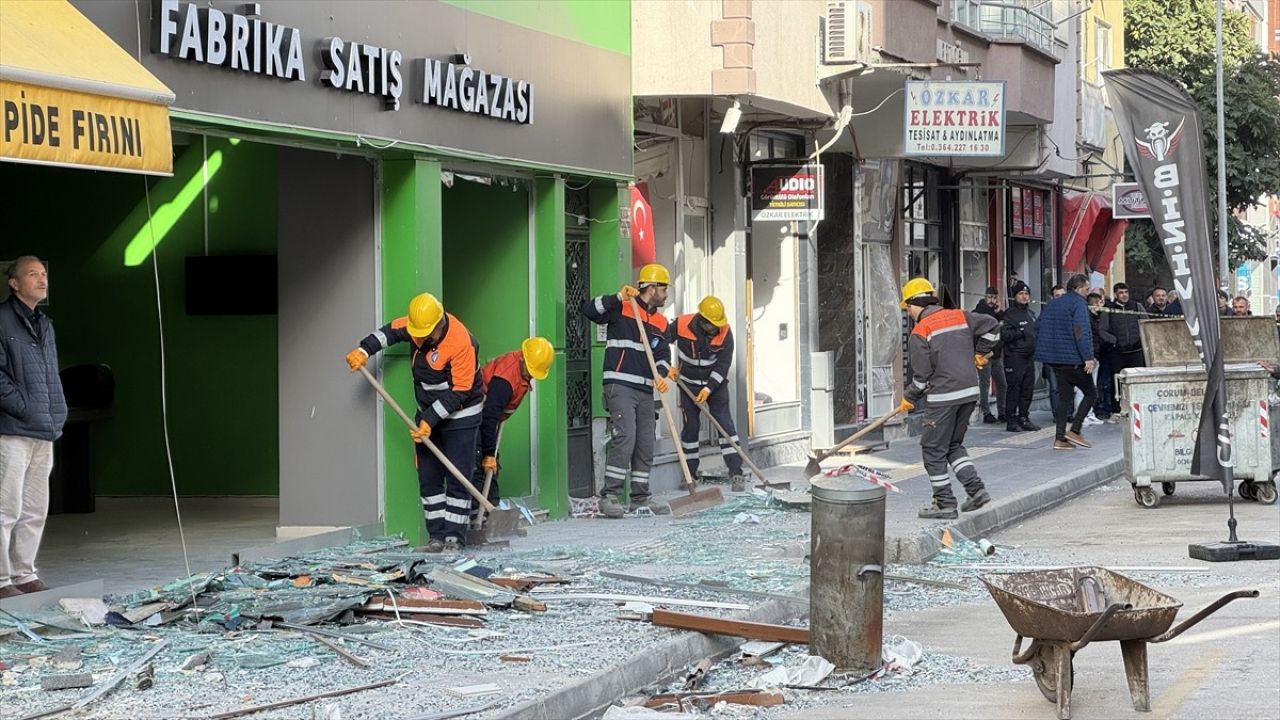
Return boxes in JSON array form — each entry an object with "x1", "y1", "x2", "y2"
[
  {"x1": 810, "y1": 474, "x2": 887, "y2": 503},
  {"x1": 1140, "y1": 317, "x2": 1279, "y2": 367},
  {"x1": 1120, "y1": 363, "x2": 1272, "y2": 380}
]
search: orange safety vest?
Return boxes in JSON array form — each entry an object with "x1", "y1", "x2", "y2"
[{"x1": 482, "y1": 350, "x2": 531, "y2": 420}]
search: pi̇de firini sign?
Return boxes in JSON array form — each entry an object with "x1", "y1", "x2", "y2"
[
  {"x1": 903, "y1": 80, "x2": 1005, "y2": 157},
  {"x1": 151, "y1": 0, "x2": 535, "y2": 124}
]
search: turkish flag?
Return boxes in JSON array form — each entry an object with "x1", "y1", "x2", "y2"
[{"x1": 630, "y1": 183, "x2": 656, "y2": 267}]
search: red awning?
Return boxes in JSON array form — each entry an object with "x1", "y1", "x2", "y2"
[{"x1": 1061, "y1": 191, "x2": 1126, "y2": 274}]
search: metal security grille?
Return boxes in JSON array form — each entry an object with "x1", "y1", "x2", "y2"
[{"x1": 564, "y1": 186, "x2": 593, "y2": 497}]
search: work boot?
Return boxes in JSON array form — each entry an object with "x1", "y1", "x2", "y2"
[
  {"x1": 419, "y1": 539, "x2": 445, "y2": 553},
  {"x1": 1065, "y1": 430, "x2": 1092, "y2": 448},
  {"x1": 0, "y1": 585, "x2": 21, "y2": 599},
  {"x1": 983, "y1": 413, "x2": 999, "y2": 424},
  {"x1": 1053, "y1": 439, "x2": 1075, "y2": 450},
  {"x1": 1005, "y1": 422, "x2": 1024, "y2": 433},
  {"x1": 443, "y1": 537, "x2": 462, "y2": 553},
  {"x1": 598, "y1": 495, "x2": 626, "y2": 519},
  {"x1": 629, "y1": 497, "x2": 671, "y2": 516},
  {"x1": 14, "y1": 579, "x2": 47, "y2": 593},
  {"x1": 1018, "y1": 418, "x2": 1040, "y2": 432},
  {"x1": 961, "y1": 489, "x2": 991, "y2": 512},
  {"x1": 730, "y1": 474, "x2": 747, "y2": 492},
  {"x1": 917, "y1": 501, "x2": 958, "y2": 520}
]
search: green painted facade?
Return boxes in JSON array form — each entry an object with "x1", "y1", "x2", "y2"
[
  {"x1": 438, "y1": 0, "x2": 631, "y2": 55},
  {"x1": 0, "y1": 138, "x2": 279, "y2": 496}
]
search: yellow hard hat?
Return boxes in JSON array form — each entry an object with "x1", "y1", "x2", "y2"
[
  {"x1": 697, "y1": 295, "x2": 728, "y2": 327},
  {"x1": 520, "y1": 336, "x2": 554, "y2": 381},
  {"x1": 406, "y1": 292, "x2": 444, "y2": 338},
  {"x1": 900, "y1": 277, "x2": 936, "y2": 309},
  {"x1": 638, "y1": 263, "x2": 671, "y2": 286}
]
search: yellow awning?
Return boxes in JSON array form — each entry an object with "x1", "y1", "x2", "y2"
[{"x1": 1, "y1": 0, "x2": 175, "y2": 175}]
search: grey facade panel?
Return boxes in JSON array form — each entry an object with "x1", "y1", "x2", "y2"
[
  {"x1": 276, "y1": 147, "x2": 379, "y2": 528},
  {"x1": 74, "y1": 0, "x2": 632, "y2": 176}
]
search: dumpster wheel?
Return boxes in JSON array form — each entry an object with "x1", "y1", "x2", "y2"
[
  {"x1": 1239, "y1": 482, "x2": 1257, "y2": 501},
  {"x1": 1134, "y1": 486, "x2": 1160, "y2": 508},
  {"x1": 1255, "y1": 482, "x2": 1277, "y2": 505},
  {"x1": 1161, "y1": 482, "x2": 1176, "y2": 496}
]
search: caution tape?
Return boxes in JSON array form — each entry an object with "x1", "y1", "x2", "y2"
[{"x1": 821, "y1": 463, "x2": 903, "y2": 493}]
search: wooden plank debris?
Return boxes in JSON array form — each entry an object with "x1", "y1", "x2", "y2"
[
  {"x1": 361, "y1": 611, "x2": 485, "y2": 629},
  {"x1": 645, "y1": 689, "x2": 785, "y2": 708},
  {"x1": 203, "y1": 678, "x2": 398, "y2": 720},
  {"x1": 499, "y1": 655, "x2": 531, "y2": 663},
  {"x1": 361, "y1": 598, "x2": 488, "y2": 615},
  {"x1": 314, "y1": 635, "x2": 370, "y2": 669},
  {"x1": 274, "y1": 622, "x2": 395, "y2": 652},
  {"x1": 121, "y1": 601, "x2": 175, "y2": 625},
  {"x1": 651, "y1": 609, "x2": 808, "y2": 644},
  {"x1": 512, "y1": 596, "x2": 547, "y2": 612},
  {"x1": 535, "y1": 593, "x2": 749, "y2": 610},
  {"x1": 446, "y1": 683, "x2": 502, "y2": 698}
]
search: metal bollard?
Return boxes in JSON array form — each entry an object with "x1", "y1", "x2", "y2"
[{"x1": 809, "y1": 474, "x2": 886, "y2": 672}]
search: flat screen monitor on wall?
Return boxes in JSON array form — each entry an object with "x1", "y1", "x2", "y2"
[{"x1": 185, "y1": 255, "x2": 277, "y2": 315}]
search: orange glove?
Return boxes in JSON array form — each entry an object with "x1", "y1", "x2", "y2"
[
  {"x1": 654, "y1": 376, "x2": 669, "y2": 394},
  {"x1": 695, "y1": 387, "x2": 710, "y2": 404},
  {"x1": 410, "y1": 420, "x2": 431, "y2": 442},
  {"x1": 667, "y1": 365, "x2": 680, "y2": 380},
  {"x1": 974, "y1": 353, "x2": 989, "y2": 370},
  {"x1": 618, "y1": 285, "x2": 639, "y2": 301},
  {"x1": 346, "y1": 348, "x2": 368, "y2": 372},
  {"x1": 481, "y1": 456, "x2": 498, "y2": 474},
  {"x1": 897, "y1": 399, "x2": 914, "y2": 414}
]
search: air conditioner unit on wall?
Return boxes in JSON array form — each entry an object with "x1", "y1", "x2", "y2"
[{"x1": 824, "y1": 1, "x2": 872, "y2": 65}]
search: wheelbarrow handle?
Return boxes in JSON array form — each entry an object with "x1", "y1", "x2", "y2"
[
  {"x1": 1070, "y1": 602, "x2": 1132, "y2": 653},
  {"x1": 1011, "y1": 635, "x2": 1040, "y2": 665},
  {"x1": 1149, "y1": 589, "x2": 1260, "y2": 644}
]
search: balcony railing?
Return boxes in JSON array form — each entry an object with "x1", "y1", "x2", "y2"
[{"x1": 951, "y1": 0, "x2": 1058, "y2": 53}]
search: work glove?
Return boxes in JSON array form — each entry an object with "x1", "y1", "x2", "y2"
[
  {"x1": 653, "y1": 376, "x2": 669, "y2": 394},
  {"x1": 695, "y1": 387, "x2": 710, "y2": 404},
  {"x1": 346, "y1": 348, "x2": 369, "y2": 372},
  {"x1": 667, "y1": 365, "x2": 680, "y2": 380},
  {"x1": 618, "y1": 285, "x2": 640, "y2": 301},
  {"x1": 897, "y1": 399, "x2": 914, "y2": 415},
  {"x1": 481, "y1": 456, "x2": 498, "y2": 474},
  {"x1": 974, "y1": 353, "x2": 989, "y2": 370},
  {"x1": 410, "y1": 420, "x2": 431, "y2": 442}
]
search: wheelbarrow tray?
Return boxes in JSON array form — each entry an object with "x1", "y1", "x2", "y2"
[{"x1": 981, "y1": 567, "x2": 1182, "y2": 643}]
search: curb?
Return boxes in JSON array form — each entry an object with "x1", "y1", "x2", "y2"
[
  {"x1": 497, "y1": 594, "x2": 807, "y2": 720},
  {"x1": 886, "y1": 454, "x2": 1125, "y2": 564}
]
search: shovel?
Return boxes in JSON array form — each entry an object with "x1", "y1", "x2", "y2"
[
  {"x1": 629, "y1": 298, "x2": 725, "y2": 516},
  {"x1": 803, "y1": 406, "x2": 904, "y2": 478},
  {"x1": 673, "y1": 378, "x2": 788, "y2": 489},
  {"x1": 471, "y1": 425, "x2": 504, "y2": 532},
  {"x1": 357, "y1": 366, "x2": 496, "y2": 513}
]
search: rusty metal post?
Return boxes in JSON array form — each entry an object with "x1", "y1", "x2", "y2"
[{"x1": 809, "y1": 475, "x2": 885, "y2": 672}]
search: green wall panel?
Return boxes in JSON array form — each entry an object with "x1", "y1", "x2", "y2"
[
  {"x1": 442, "y1": 181, "x2": 532, "y2": 498},
  {"x1": 588, "y1": 183, "x2": 627, "y2": 419},
  {"x1": 533, "y1": 177, "x2": 568, "y2": 518},
  {"x1": 439, "y1": 0, "x2": 631, "y2": 56},
  {"x1": 0, "y1": 137, "x2": 279, "y2": 496}
]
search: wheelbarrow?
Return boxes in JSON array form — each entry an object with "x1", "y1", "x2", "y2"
[{"x1": 982, "y1": 567, "x2": 1258, "y2": 720}]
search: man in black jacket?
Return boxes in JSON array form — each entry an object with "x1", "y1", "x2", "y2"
[
  {"x1": 0, "y1": 256, "x2": 66, "y2": 598},
  {"x1": 1098, "y1": 282, "x2": 1145, "y2": 419},
  {"x1": 972, "y1": 287, "x2": 1006, "y2": 423},
  {"x1": 1001, "y1": 282, "x2": 1039, "y2": 432}
]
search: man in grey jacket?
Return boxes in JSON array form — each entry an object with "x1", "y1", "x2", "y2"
[
  {"x1": 899, "y1": 278, "x2": 1001, "y2": 520},
  {"x1": 0, "y1": 256, "x2": 66, "y2": 598}
]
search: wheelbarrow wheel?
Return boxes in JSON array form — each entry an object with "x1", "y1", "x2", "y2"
[
  {"x1": 1255, "y1": 482, "x2": 1277, "y2": 505},
  {"x1": 1031, "y1": 645, "x2": 1073, "y2": 704},
  {"x1": 1161, "y1": 482, "x2": 1176, "y2": 496}
]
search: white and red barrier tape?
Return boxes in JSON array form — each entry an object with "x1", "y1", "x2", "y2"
[
  {"x1": 1260, "y1": 400, "x2": 1269, "y2": 440},
  {"x1": 1131, "y1": 402, "x2": 1143, "y2": 442},
  {"x1": 822, "y1": 463, "x2": 903, "y2": 493}
]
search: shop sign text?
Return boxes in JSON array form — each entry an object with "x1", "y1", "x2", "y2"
[{"x1": 903, "y1": 80, "x2": 1005, "y2": 157}]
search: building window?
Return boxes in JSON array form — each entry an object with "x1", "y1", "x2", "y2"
[
  {"x1": 951, "y1": 0, "x2": 982, "y2": 29},
  {"x1": 958, "y1": 179, "x2": 991, "y2": 308},
  {"x1": 1094, "y1": 18, "x2": 1113, "y2": 79},
  {"x1": 979, "y1": 0, "x2": 1057, "y2": 52},
  {"x1": 901, "y1": 164, "x2": 943, "y2": 289},
  {"x1": 1007, "y1": 185, "x2": 1054, "y2": 302}
]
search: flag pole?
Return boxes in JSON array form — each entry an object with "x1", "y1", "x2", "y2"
[{"x1": 1213, "y1": 0, "x2": 1239, "y2": 545}]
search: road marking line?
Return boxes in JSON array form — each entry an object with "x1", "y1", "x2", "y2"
[
  {"x1": 1151, "y1": 646, "x2": 1227, "y2": 717},
  {"x1": 1165, "y1": 619, "x2": 1280, "y2": 646}
]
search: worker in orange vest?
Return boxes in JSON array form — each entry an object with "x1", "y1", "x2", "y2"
[
  {"x1": 670, "y1": 296, "x2": 747, "y2": 491},
  {"x1": 473, "y1": 337, "x2": 555, "y2": 509},
  {"x1": 346, "y1": 292, "x2": 483, "y2": 552}
]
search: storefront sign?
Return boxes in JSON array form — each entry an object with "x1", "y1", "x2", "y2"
[
  {"x1": 1, "y1": 80, "x2": 173, "y2": 175},
  {"x1": 152, "y1": 0, "x2": 533, "y2": 121},
  {"x1": 750, "y1": 163, "x2": 825, "y2": 222},
  {"x1": 1112, "y1": 182, "x2": 1152, "y2": 219},
  {"x1": 903, "y1": 80, "x2": 1005, "y2": 157},
  {"x1": 936, "y1": 39, "x2": 970, "y2": 66}
]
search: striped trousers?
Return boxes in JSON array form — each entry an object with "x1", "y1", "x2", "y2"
[
  {"x1": 920, "y1": 401, "x2": 985, "y2": 508},
  {"x1": 678, "y1": 384, "x2": 743, "y2": 477},
  {"x1": 418, "y1": 423, "x2": 478, "y2": 542}
]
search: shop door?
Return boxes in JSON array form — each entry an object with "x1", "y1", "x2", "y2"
[{"x1": 564, "y1": 189, "x2": 594, "y2": 498}]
